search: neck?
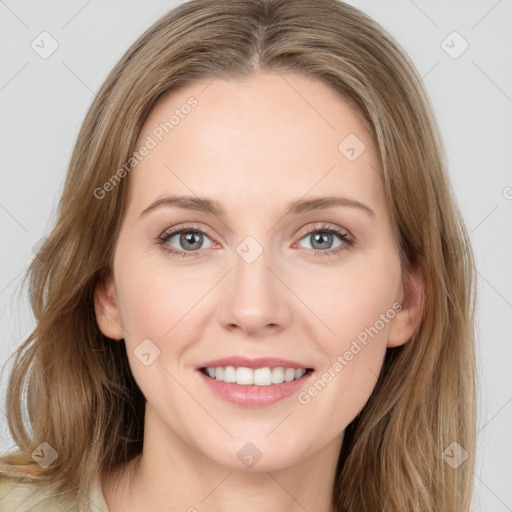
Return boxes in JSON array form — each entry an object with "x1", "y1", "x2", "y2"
[{"x1": 102, "y1": 407, "x2": 343, "y2": 512}]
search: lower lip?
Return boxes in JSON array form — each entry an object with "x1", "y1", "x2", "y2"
[{"x1": 197, "y1": 369, "x2": 314, "y2": 407}]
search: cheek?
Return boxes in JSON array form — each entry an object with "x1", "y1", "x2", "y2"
[
  {"x1": 112, "y1": 260, "x2": 211, "y2": 404},
  {"x1": 298, "y1": 255, "x2": 400, "y2": 405},
  {"x1": 116, "y1": 270, "x2": 201, "y2": 337},
  {"x1": 113, "y1": 248, "x2": 218, "y2": 358},
  {"x1": 305, "y1": 255, "x2": 400, "y2": 344}
]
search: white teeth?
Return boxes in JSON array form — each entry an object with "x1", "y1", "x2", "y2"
[
  {"x1": 205, "y1": 366, "x2": 309, "y2": 386},
  {"x1": 253, "y1": 367, "x2": 272, "y2": 386},
  {"x1": 295, "y1": 368, "x2": 306, "y2": 379},
  {"x1": 271, "y1": 367, "x2": 284, "y2": 384},
  {"x1": 284, "y1": 368, "x2": 295, "y2": 382},
  {"x1": 223, "y1": 366, "x2": 236, "y2": 383},
  {"x1": 236, "y1": 367, "x2": 253, "y2": 385}
]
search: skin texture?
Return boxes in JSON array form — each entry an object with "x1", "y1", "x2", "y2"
[{"x1": 95, "y1": 70, "x2": 423, "y2": 512}]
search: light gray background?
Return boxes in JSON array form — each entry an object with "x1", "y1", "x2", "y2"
[{"x1": 0, "y1": 1, "x2": 511, "y2": 510}]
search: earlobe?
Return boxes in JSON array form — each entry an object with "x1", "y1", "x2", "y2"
[
  {"x1": 387, "y1": 266, "x2": 425, "y2": 348},
  {"x1": 94, "y1": 275, "x2": 124, "y2": 340}
]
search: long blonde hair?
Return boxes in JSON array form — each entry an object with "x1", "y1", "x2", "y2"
[{"x1": 0, "y1": 0, "x2": 477, "y2": 510}]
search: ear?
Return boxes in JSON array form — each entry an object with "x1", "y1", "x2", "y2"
[
  {"x1": 387, "y1": 265, "x2": 425, "y2": 348},
  {"x1": 94, "y1": 274, "x2": 124, "y2": 340}
]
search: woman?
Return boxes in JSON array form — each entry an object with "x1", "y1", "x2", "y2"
[{"x1": 0, "y1": 0, "x2": 477, "y2": 510}]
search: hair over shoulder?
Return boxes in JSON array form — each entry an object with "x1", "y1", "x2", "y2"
[{"x1": 0, "y1": 1, "x2": 477, "y2": 511}]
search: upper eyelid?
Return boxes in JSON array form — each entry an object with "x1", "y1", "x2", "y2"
[
  {"x1": 160, "y1": 222, "x2": 351, "y2": 244},
  {"x1": 161, "y1": 223, "x2": 216, "y2": 241},
  {"x1": 295, "y1": 223, "x2": 351, "y2": 239}
]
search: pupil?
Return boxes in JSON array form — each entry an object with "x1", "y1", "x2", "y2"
[
  {"x1": 312, "y1": 232, "x2": 332, "y2": 250},
  {"x1": 181, "y1": 231, "x2": 202, "y2": 250}
]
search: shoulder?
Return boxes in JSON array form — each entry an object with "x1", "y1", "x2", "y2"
[{"x1": 0, "y1": 474, "x2": 74, "y2": 512}]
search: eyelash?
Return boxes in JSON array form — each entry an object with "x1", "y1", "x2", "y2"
[{"x1": 157, "y1": 223, "x2": 354, "y2": 259}]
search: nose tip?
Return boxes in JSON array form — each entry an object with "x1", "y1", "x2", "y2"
[{"x1": 217, "y1": 243, "x2": 292, "y2": 336}]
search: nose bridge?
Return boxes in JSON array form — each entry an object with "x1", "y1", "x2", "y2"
[
  {"x1": 234, "y1": 234, "x2": 272, "y2": 295},
  {"x1": 218, "y1": 233, "x2": 291, "y2": 333}
]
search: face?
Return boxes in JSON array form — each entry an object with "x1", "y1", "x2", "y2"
[{"x1": 95, "y1": 70, "x2": 418, "y2": 472}]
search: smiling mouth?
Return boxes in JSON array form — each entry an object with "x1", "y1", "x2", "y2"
[{"x1": 199, "y1": 366, "x2": 314, "y2": 386}]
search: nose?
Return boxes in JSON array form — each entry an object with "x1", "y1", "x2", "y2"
[{"x1": 217, "y1": 240, "x2": 292, "y2": 337}]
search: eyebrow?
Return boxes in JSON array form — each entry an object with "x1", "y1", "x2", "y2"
[{"x1": 139, "y1": 194, "x2": 375, "y2": 219}]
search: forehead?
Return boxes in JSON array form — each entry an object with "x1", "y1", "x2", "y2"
[{"x1": 125, "y1": 71, "x2": 382, "y2": 216}]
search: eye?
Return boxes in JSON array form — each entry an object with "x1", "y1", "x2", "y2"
[
  {"x1": 295, "y1": 224, "x2": 354, "y2": 257},
  {"x1": 157, "y1": 225, "x2": 216, "y2": 257},
  {"x1": 157, "y1": 223, "x2": 354, "y2": 259}
]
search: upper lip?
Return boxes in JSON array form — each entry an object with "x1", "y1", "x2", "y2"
[{"x1": 196, "y1": 356, "x2": 314, "y2": 370}]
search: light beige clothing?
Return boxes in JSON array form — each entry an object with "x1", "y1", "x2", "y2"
[{"x1": 0, "y1": 475, "x2": 109, "y2": 511}]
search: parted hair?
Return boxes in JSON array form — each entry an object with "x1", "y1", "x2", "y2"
[{"x1": 0, "y1": 0, "x2": 477, "y2": 510}]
